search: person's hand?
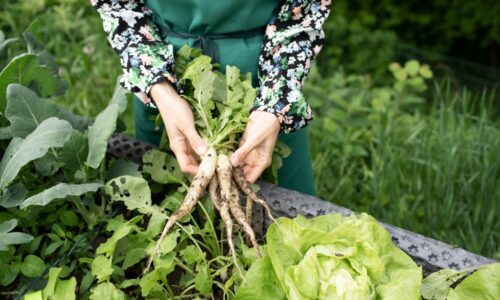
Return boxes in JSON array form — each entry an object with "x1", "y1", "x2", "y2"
[
  {"x1": 230, "y1": 111, "x2": 280, "y2": 183},
  {"x1": 151, "y1": 81, "x2": 207, "y2": 175}
]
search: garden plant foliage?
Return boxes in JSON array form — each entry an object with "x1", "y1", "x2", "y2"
[
  {"x1": 236, "y1": 213, "x2": 422, "y2": 300},
  {"x1": 0, "y1": 13, "x2": 499, "y2": 300},
  {"x1": 0, "y1": 0, "x2": 498, "y2": 258}
]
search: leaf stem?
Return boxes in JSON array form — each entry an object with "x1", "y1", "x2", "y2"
[{"x1": 71, "y1": 196, "x2": 91, "y2": 225}]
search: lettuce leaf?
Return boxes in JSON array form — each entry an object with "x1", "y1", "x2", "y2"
[
  {"x1": 422, "y1": 263, "x2": 500, "y2": 300},
  {"x1": 236, "y1": 213, "x2": 422, "y2": 300},
  {"x1": 448, "y1": 263, "x2": 500, "y2": 300}
]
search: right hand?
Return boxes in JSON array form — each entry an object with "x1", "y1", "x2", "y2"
[{"x1": 151, "y1": 81, "x2": 207, "y2": 175}]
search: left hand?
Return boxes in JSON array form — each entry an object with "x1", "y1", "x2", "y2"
[{"x1": 230, "y1": 111, "x2": 281, "y2": 183}]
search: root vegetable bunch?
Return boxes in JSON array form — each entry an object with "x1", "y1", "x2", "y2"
[{"x1": 145, "y1": 46, "x2": 275, "y2": 272}]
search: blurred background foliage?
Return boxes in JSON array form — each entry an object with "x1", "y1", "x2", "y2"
[{"x1": 0, "y1": 0, "x2": 498, "y2": 258}]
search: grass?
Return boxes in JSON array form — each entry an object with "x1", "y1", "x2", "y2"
[
  {"x1": 0, "y1": 0, "x2": 128, "y2": 126},
  {"x1": 307, "y1": 78, "x2": 500, "y2": 258}
]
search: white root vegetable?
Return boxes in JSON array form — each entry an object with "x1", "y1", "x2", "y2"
[
  {"x1": 208, "y1": 175, "x2": 221, "y2": 211},
  {"x1": 216, "y1": 154, "x2": 232, "y2": 206},
  {"x1": 208, "y1": 173, "x2": 243, "y2": 277},
  {"x1": 228, "y1": 180, "x2": 261, "y2": 256},
  {"x1": 233, "y1": 166, "x2": 276, "y2": 223},
  {"x1": 145, "y1": 147, "x2": 217, "y2": 272}
]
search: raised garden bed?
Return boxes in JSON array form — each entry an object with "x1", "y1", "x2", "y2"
[{"x1": 107, "y1": 133, "x2": 497, "y2": 274}]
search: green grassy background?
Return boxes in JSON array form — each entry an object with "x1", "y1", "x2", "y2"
[{"x1": 1, "y1": 0, "x2": 498, "y2": 258}]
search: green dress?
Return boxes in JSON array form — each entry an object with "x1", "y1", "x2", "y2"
[{"x1": 134, "y1": 0, "x2": 316, "y2": 195}]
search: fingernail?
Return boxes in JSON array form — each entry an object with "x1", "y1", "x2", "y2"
[
  {"x1": 197, "y1": 146, "x2": 207, "y2": 156},
  {"x1": 230, "y1": 156, "x2": 240, "y2": 167}
]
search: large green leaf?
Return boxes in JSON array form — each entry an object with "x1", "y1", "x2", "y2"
[
  {"x1": 59, "y1": 130, "x2": 88, "y2": 179},
  {"x1": 421, "y1": 268, "x2": 469, "y2": 300},
  {"x1": 0, "y1": 117, "x2": 72, "y2": 190},
  {"x1": 5, "y1": 83, "x2": 58, "y2": 137},
  {"x1": 86, "y1": 84, "x2": 127, "y2": 169},
  {"x1": 0, "y1": 219, "x2": 33, "y2": 251},
  {"x1": 107, "y1": 159, "x2": 141, "y2": 179},
  {"x1": 422, "y1": 263, "x2": 500, "y2": 300},
  {"x1": 0, "y1": 54, "x2": 59, "y2": 111},
  {"x1": 259, "y1": 213, "x2": 422, "y2": 300},
  {"x1": 142, "y1": 149, "x2": 185, "y2": 185},
  {"x1": 20, "y1": 182, "x2": 103, "y2": 208},
  {"x1": 5, "y1": 84, "x2": 89, "y2": 138},
  {"x1": 105, "y1": 175, "x2": 164, "y2": 216},
  {"x1": 23, "y1": 20, "x2": 67, "y2": 96},
  {"x1": 235, "y1": 254, "x2": 286, "y2": 300},
  {"x1": 448, "y1": 263, "x2": 500, "y2": 300}
]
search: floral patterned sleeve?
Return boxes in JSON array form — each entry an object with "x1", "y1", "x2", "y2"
[
  {"x1": 90, "y1": 0, "x2": 178, "y2": 105},
  {"x1": 254, "y1": 0, "x2": 332, "y2": 133}
]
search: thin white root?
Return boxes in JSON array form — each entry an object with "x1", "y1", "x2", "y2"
[
  {"x1": 219, "y1": 197, "x2": 243, "y2": 278},
  {"x1": 228, "y1": 181, "x2": 261, "y2": 257},
  {"x1": 209, "y1": 166, "x2": 243, "y2": 278},
  {"x1": 233, "y1": 167, "x2": 276, "y2": 223},
  {"x1": 145, "y1": 147, "x2": 217, "y2": 273}
]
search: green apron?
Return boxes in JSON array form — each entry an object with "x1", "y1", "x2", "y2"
[{"x1": 134, "y1": 0, "x2": 316, "y2": 195}]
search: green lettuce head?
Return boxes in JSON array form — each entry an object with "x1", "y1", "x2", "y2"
[{"x1": 236, "y1": 213, "x2": 422, "y2": 300}]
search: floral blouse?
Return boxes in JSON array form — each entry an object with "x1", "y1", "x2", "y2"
[{"x1": 90, "y1": 0, "x2": 331, "y2": 133}]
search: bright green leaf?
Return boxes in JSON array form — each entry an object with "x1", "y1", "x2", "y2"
[
  {"x1": 394, "y1": 68, "x2": 407, "y2": 81},
  {"x1": 105, "y1": 176, "x2": 165, "y2": 217},
  {"x1": 43, "y1": 267, "x2": 62, "y2": 296},
  {"x1": 180, "y1": 244, "x2": 205, "y2": 265},
  {"x1": 122, "y1": 248, "x2": 147, "y2": 270},
  {"x1": 235, "y1": 254, "x2": 285, "y2": 300},
  {"x1": 142, "y1": 150, "x2": 185, "y2": 184},
  {"x1": 419, "y1": 64, "x2": 433, "y2": 79},
  {"x1": 194, "y1": 267, "x2": 213, "y2": 296},
  {"x1": 96, "y1": 222, "x2": 132, "y2": 256},
  {"x1": 91, "y1": 255, "x2": 113, "y2": 283},
  {"x1": 52, "y1": 277, "x2": 77, "y2": 300},
  {"x1": 422, "y1": 268, "x2": 469, "y2": 300},
  {"x1": 157, "y1": 230, "x2": 180, "y2": 255},
  {"x1": 23, "y1": 291, "x2": 43, "y2": 300},
  {"x1": 405, "y1": 60, "x2": 421, "y2": 76},
  {"x1": 448, "y1": 263, "x2": 500, "y2": 299},
  {"x1": 89, "y1": 282, "x2": 126, "y2": 300},
  {"x1": 139, "y1": 269, "x2": 163, "y2": 297}
]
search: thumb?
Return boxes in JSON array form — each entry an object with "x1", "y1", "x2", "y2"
[
  {"x1": 184, "y1": 127, "x2": 207, "y2": 156},
  {"x1": 230, "y1": 140, "x2": 254, "y2": 167}
]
